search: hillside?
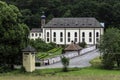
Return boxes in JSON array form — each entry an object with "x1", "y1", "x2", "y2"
[{"x1": 2, "y1": 0, "x2": 120, "y2": 29}]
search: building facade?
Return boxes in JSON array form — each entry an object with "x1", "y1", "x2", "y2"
[{"x1": 29, "y1": 17, "x2": 104, "y2": 45}]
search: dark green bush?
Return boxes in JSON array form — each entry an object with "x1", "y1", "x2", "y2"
[
  {"x1": 102, "y1": 54, "x2": 114, "y2": 70},
  {"x1": 78, "y1": 42, "x2": 87, "y2": 48},
  {"x1": 35, "y1": 63, "x2": 41, "y2": 66},
  {"x1": 61, "y1": 56, "x2": 69, "y2": 72}
]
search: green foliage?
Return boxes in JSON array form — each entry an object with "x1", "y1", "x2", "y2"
[
  {"x1": 102, "y1": 54, "x2": 114, "y2": 69},
  {"x1": 36, "y1": 48, "x2": 62, "y2": 59},
  {"x1": 0, "y1": 1, "x2": 29, "y2": 69},
  {"x1": 37, "y1": 53, "x2": 48, "y2": 59},
  {"x1": 90, "y1": 57, "x2": 102, "y2": 68},
  {"x1": 48, "y1": 48, "x2": 60, "y2": 53},
  {"x1": 35, "y1": 63, "x2": 41, "y2": 67},
  {"x1": 78, "y1": 42, "x2": 87, "y2": 48},
  {"x1": 20, "y1": 66, "x2": 26, "y2": 73},
  {"x1": 99, "y1": 28, "x2": 120, "y2": 69},
  {"x1": 29, "y1": 38, "x2": 56, "y2": 52},
  {"x1": 61, "y1": 56, "x2": 69, "y2": 72},
  {"x1": 2, "y1": 0, "x2": 120, "y2": 29}
]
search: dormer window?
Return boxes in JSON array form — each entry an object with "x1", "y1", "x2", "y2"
[
  {"x1": 60, "y1": 24, "x2": 63, "y2": 25},
  {"x1": 88, "y1": 24, "x2": 92, "y2": 25},
  {"x1": 54, "y1": 24, "x2": 56, "y2": 25},
  {"x1": 75, "y1": 24, "x2": 78, "y2": 25},
  {"x1": 67, "y1": 24, "x2": 69, "y2": 26},
  {"x1": 82, "y1": 24, "x2": 85, "y2": 25}
]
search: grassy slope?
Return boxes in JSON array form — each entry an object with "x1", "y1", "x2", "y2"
[
  {"x1": 1, "y1": 58, "x2": 120, "y2": 80},
  {"x1": 36, "y1": 48, "x2": 62, "y2": 59}
]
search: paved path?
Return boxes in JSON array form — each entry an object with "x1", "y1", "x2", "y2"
[{"x1": 36, "y1": 49, "x2": 100, "y2": 69}]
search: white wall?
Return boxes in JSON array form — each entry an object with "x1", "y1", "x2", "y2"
[
  {"x1": 29, "y1": 28, "x2": 104, "y2": 45},
  {"x1": 29, "y1": 32, "x2": 43, "y2": 40},
  {"x1": 66, "y1": 29, "x2": 79, "y2": 44},
  {"x1": 80, "y1": 29, "x2": 94, "y2": 44},
  {"x1": 38, "y1": 45, "x2": 96, "y2": 65},
  {"x1": 44, "y1": 28, "x2": 104, "y2": 45}
]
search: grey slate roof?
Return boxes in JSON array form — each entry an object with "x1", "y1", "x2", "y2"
[
  {"x1": 30, "y1": 28, "x2": 42, "y2": 32},
  {"x1": 44, "y1": 18, "x2": 103, "y2": 28},
  {"x1": 22, "y1": 45, "x2": 36, "y2": 52}
]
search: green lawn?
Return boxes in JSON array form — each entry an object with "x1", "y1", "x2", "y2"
[
  {"x1": 1, "y1": 67, "x2": 120, "y2": 80},
  {"x1": 1, "y1": 57, "x2": 120, "y2": 80},
  {"x1": 36, "y1": 47, "x2": 62, "y2": 59}
]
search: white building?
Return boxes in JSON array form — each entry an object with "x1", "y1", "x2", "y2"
[{"x1": 29, "y1": 15, "x2": 104, "y2": 45}]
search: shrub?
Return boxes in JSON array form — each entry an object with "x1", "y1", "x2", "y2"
[
  {"x1": 29, "y1": 38, "x2": 57, "y2": 52},
  {"x1": 20, "y1": 66, "x2": 26, "y2": 73},
  {"x1": 61, "y1": 56, "x2": 69, "y2": 72},
  {"x1": 35, "y1": 63, "x2": 41, "y2": 66},
  {"x1": 102, "y1": 54, "x2": 114, "y2": 70},
  {"x1": 78, "y1": 42, "x2": 87, "y2": 48}
]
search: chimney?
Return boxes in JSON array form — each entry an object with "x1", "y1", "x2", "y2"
[{"x1": 41, "y1": 11, "x2": 46, "y2": 29}]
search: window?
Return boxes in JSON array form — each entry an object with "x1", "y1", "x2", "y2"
[
  {"x1": 60, "y1": 38, "x2": 63, "y2": 42},
  {"x1": 89, "y1": 32, "x2": 92, "y2": 37},
  {"x1": 32, "y1": 33, "x2": 34, "y2": 37},
  {"x1": 60, "y1": 32, "x2": 63, "y2": 37},
  {"x1": 35, "y1": 33, "x2": 38, "y2": 37},
  {"x1": 47, "y1": 32, "x2": 49, "y2": 37},
  {"x1": 68, "y1": 32, "x2": 70, "y2": 37},
  {"x1": 96, "y1": 38, "x2": 99, "y2": 42},
  {"x1": 39, "y1": 33, "x2": 41, "y2": 37},
  {"x1": 53, "y1": 38, "x2": 56, "y2": 42},
  {"x1": 24, "y1": 53, "x2": 29, "y2": 55},
  {"x1": 75, "y1": 32, "x2": 77, "y2": 37},
  {"x1": 53, "y1": 32, "x2": 56, "y2": 42},
  {"x1": 82, "y1": 32, "x2": 85, "y2": 37},
  {"x1": 60, "y1": 32, "x2": 63, "y2": 42},
  {"x1": 53, "y1": 32, "x2": 56, "y2": 37},
  {"x1": 47, "y1": 32, "x2": 50, "y2": 42},
  {"x1": 89, "y1": 38, "x2": 92, "y2": 42},
  {"x1": 68, "y1": 38, "x2": 70, "y2": 42},
  {"x1": 96, "y1": 32, "x2": 99, "y2": 37},
  {"x1": 75, "y1": 38, "x2": 77, "y2": 42},
  {"x1": 47, "y1": 38, "x2": 49, "y2": 42},
  {"x1": 82, "y1": 38, "x2": 85, "y2": 42}
]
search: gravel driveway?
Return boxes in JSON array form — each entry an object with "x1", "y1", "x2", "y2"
[{"x1": 36, "y1": 49, "x2": 100, "y2": 69}]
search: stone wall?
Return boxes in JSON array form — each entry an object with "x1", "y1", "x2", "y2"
[{"x1": 36, "y1": 46, "x2": 96, "y2": 66}]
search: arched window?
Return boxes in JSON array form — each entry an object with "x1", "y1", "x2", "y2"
[
  {"x1": 60, "y1": 32, "x2": 63, "y2": 37},
  {"x1": 75, "y1": 32, "x2": 77, "y2": 37},
  {"x1": 82, "y1": 32, "x2": 85, "y2": 37},
  {"x1": 35, "y1": 33, "x2": 37, "y2": 37},
  {"x1": 68, "y1": 32, "x2": 70, "y2": 37},
  {"x1": 53, "y1": 32, "x2": 56, "y2": 37},
  {"x1": 47, "y1": 32, "x2": 49, "y2": 37},
  {"x1": 89, "y1": 32, "x2": 92, "y2": 37},
  {"x1": 39, "y1": 33, "x2": 41, "y2": 37},
  {"x1": 96, "y1": 32, "x2": 99, "y2": 37}
]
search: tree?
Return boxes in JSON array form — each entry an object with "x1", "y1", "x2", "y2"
[
  {"x1": 99, "y1": 28, "x2": 120, "y2": 69},
  {"x1": 0, "y1": 1, "x2": 29, "y2": 69},
  {"x1": 61, "y1": 56, "x2": 69, "y2": 72},
  {"x1": 97, "y1": 3, "x2": 114, "y2": 28}
]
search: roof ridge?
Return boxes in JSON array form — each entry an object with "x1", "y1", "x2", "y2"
[{"x1": 44, "y1": 17, "x2": 103, "y2": 28}]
